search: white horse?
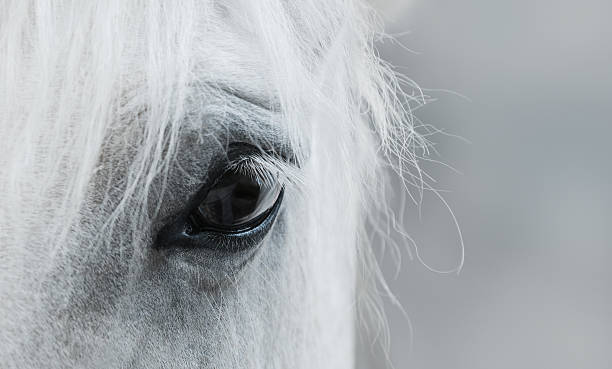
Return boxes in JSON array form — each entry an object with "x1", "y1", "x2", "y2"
[{"x1": 0, "y1": 1, "x2": 427, "y2": 368}]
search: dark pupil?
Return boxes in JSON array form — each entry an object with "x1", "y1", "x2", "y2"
[
  {"x1": 188, "y1": 171, "x2": 274, "y2": 233},
  {"x1": 202, "y1": 173, "x2": 260, "y2": 226}
]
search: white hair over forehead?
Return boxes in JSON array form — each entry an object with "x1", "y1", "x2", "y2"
[{"x1": 0, "y1": 0, "x2": 429, "y2": 367}]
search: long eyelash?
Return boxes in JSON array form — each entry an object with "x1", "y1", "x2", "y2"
[{"x1": 227, "y1": 155, "x2": 303, "y2": 189}]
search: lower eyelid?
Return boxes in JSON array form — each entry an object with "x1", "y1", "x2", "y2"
[{"x1": 154, "y1": 186, "x2": 284, "y2": 252}]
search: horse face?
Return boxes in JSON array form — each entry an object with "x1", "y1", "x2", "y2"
[{"x1": 0, "y1": 2, "x2": 382, "y2": 368}]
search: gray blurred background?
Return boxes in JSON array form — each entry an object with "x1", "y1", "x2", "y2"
[{"x1": 363, "y1": 0, "x2": 612, "y2": 368}]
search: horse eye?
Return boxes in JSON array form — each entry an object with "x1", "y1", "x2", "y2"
[{"x1": 186, "y1": 170, "x2": 283, "y2": 235}]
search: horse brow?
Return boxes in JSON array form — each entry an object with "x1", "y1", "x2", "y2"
[
  {"x1": 211, "y1": 85, "x2": 298, "y2": 166},
  {"x1": 219, "y1": 86, "x2": 280, "y2": 113}
]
